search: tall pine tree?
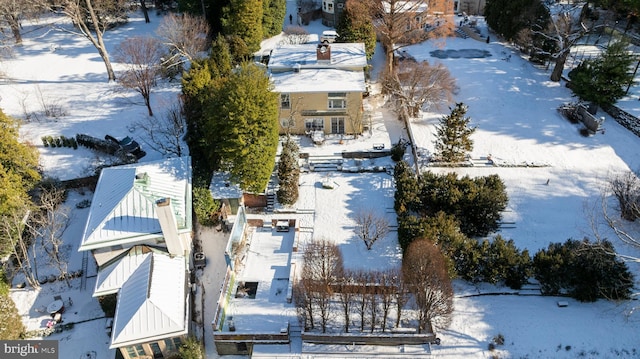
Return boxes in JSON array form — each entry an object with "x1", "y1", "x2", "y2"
[
  {"x1": 222, "y1": 0, "x2": 264, "y2": 54},
  {"x1": 263, "y1": 0, "x2": 286, "y2": 38},
  {"x1": 568, "y1": 41, "x2": 635, "y2": 110},
  {"x1": 182, "y1": 35, "x2": 233, "y2": 184},
  {"x1": 434, "y1": 103, "x2": 476, "y2": 163},
  {"x1": 277, "y1": 136, "x2": 300, "y2": 205}
]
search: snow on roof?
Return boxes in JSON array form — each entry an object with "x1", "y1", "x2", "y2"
[
  {"x1": 382, "y1": 0, "x2": 428, "y2": 13},
  {"x1": 80, "y1": 157, "x2": 192, "y2": 251},
  {"x1": 110, "y1": 252, "x2": 188, "y2": 348},
  {"x1": 268, "y1": 43, "x2": 367, "y2": 71},
  {"x1": 226, "y1": 228, "x2": 297, "y2": 333},
  {"x1": 93, "y1": 246, "x2": 164, "y2": 297},
  {"x1": 271, "y1": 68, "x2": 366, "y2": 93},
  {"x1": 209, "y1": 172, "x2": 243, "y2": 199}
]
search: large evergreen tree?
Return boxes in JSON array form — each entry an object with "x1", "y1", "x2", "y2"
[
  {"x1": 568, "y1": 41, "x2": 636, "y2": 109},
  {"x1": 205, "y1": 62, "x2": 279, "y2": 193},
  {"x1": 485, "y1": 0, "x2": 549, "y2": 41},
  {"x1": 277, "y1": 136, "x2": 300, "y2": 205},
  {"x1": 434, "y1": 103, "x2": 476, "y2": 163},
  {"x1": 533, "y1": 239, "x2": 634, "y2": 301},
  {"x1": 336, "y1": 0, "x2": 377, "y2": 59},
  {"x1": 221, "y1": 0, "x2": 264, "y2": 54},
  {"x1": 182, "y1": 35, "x2": 233, "y2": 184},
  {"x1": 262, "y1": 0, "x2": 286, "y2": 38}
]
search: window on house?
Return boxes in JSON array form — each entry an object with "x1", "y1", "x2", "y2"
[
  {"x1": 280, "y1": 94, "x2": 290, "y2": 109},
  {"x1": 305, "y1": 118, "x2": 324, "y2": 131},
  {"x1": 328, "y1": 92, "x2": 346, "y2": 109},
  {"x1": 126, "y1": 347, "x2": 138, "y2": 358},
  {"x1": 328, "y1": 3, "x2": 333, "y2": 11},
  {"x1": 323, "y1": 1, "x2": 327, "y2": 10},
  {"x1": 337, "y1": 2, "x2": 343, "y2": 8},
  {"x1": 150, "y1": 343, "x2": 163, "y2": 358},
  {"x1": 135, "y1": 345, "x2": 145, "y2": 356},
  {"x1": 331, "y1": 117, "x2": 345, "y2": 134},
  {"x1": 126, "y1": 345, "x2": 145, "y2": 357}
]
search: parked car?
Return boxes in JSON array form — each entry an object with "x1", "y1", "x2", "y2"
[
  {"x1": 105, "y1": 135, "x2": 146, "y2": 159},
  {"x1": 320, "y1": 30, "x2": 339, "y2": 43}
]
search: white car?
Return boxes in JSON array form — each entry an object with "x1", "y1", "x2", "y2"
[{"x1": 320, "y1": 30, "x2": 339, "y2": 43}]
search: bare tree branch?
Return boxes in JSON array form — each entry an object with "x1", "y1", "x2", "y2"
[
  {"x1": 355, "y1": 209, "x2": 390, "y2": 250},
  {"x1": 114, "y1": 36, "x2": 163, "y2": 116},
  {"x1": 156, "y1": 12, "x2": 209, "y2": 68}
]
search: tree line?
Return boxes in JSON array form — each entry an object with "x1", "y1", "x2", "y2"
[{"x1": 293, "y1": 238, "x2": 453, "y2": 334}]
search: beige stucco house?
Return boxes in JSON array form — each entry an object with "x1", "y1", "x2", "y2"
[
  {"x1": 268, "y1": 43, "x2": 368, "y2": 136},
  {"x1": 79, "y1": 157, "x2": 193, "y2": 359}
]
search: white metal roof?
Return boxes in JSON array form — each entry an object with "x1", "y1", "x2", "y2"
[
  {"x1": 109, "y1": 252, "x2": 188, "y2": 348},
  {"x1": 79, "y1": 157, "x2": 192, "y2": 251},
  {"x1": 93, "y1": 246, "x2": 164, "y2": 297},
  {"x1": 271, "y1": 68, "x2": 366, "y2": 93},
  {"x1": 268, "y1": 43, "x2": 367, "y2": 71}
]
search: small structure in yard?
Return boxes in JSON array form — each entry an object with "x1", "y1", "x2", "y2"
[{"x1": 557, "y1": 102, "x2": 604, "y2": 134}]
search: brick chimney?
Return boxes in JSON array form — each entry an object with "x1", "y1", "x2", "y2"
[
  {"x1": 317, "y1": 44, "x2": 331, "y2": 63},
  {"x1": 156, "y1": 198, "x2": 185, "y2": 256}
]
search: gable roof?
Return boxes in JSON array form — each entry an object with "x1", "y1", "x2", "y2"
[
  {"x1": 79, "y1": 157, "x2": 192, "y2": 251},
  {"x1": 109, "y1": 252, "x2": 188, "y2": 348},
  {"x1": 93, "y1": 245, "x2": 165, "y2": 297}
]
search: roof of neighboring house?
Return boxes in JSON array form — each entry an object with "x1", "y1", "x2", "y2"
[
  {"x1": 268, "y1": 43, "x2": 367, "y2": 72},
  {"x1": 109, "y1": 251, "x2": 188, "y2": 348},
  {"x1": 79, "y1": 157, "x2": 192, "y2": 251},
  {"x1": 271, "y1": 68, "x2": 366, "y2": 94},
  {"x1": 93, "y1": 245, "x2": 165, "y2": 297},
  {"x1": 382, "y1": 0, "x2": 428, "y2": 13}
]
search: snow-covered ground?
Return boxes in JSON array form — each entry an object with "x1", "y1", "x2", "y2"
[{"x1": 3, "y1": 3, "x2": 640, "y2": 359}]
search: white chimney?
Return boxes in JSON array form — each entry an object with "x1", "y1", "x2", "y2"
[{"x1": 156, "y1": 198, "x2": 185, "y2": 256}]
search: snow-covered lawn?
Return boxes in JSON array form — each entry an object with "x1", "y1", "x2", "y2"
[{"x1": 3, "y1": 6, "x2": 640, "y2": 359}]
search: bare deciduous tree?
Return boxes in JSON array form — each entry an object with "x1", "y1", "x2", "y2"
[
  {"x1": 354, "y1": 209, "x2": 389, "y2": 250},
  {"x1": 384, "y1": 60, "x2": 457, "y2": 117},
  {"x1": 0, "y1": 206, "x2": 40, "y2": 288},
  {"x1": 533, "y1": 4, "x2": 588, "y2": 82},
  {"x1": 114, "y1": 36, "x2": 163, "y2": 116},
  {"x1": 353, "y1": 269, "x2": 369, "y2": 331},
  {"x1": 53, "y1": 0, "x2": 129, "y2": 81},
  {"x1": 279, "y1": 26, "x2": 310, "y2": 45},
  {"x1": 378, "y1": 268, "x2": 397, "y2": 332},
  {"x1": 135, "y1": 101, "x2": 186, "y2": 157},
  {"x1": 368, "y1": 0, "x2": 454, "y2": 74},
  {"x1": 0, "y1": 0, "x2": 44, "y2": 44},
  {"x1": 403, "y1": 239, "x2": 453, "y2": 333},
  {"x1": 156, "y1": 12, "x2": 209, "y2": 69},
  {"x1": 301, "y1": 238, "x2": 344, "y2": 333},
  {"x1": 346, "y1": 97, "x2": 364, "y2": 138},
  {"x1": 609, "y1": 170, "x2": 640, "y2": 222},
  {"x1": 393, "y1": 267, "x2": 409, "y2": 328},
  {"x1": 336, "y1": 269, "x2": 356, "y2": 333},
  {"x1": 30, "y1": 185, "x2": 71, "y2": 287},
  {"x1": 293, "y1": 278, "x2": 315, "y2": 330}
]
